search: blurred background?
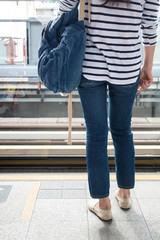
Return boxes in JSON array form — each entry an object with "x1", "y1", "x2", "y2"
[
  {"x1": 0, "y1": 0, "x2": 159, "y2": 118},
  {"x1": 0, "y1": 0, "x2": 159, "y2": 167}
]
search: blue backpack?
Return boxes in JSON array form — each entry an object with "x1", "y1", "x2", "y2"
[{"x1": 37, "y1": 2, "x2": 86, "y2": 94}]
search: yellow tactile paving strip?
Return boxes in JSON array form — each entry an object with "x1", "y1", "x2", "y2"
[
  {"x1": 0, "y1": 174, "x2": 160, "y2": 181},
  {"x1": 21, "y1": 182, "x2": 40, "y2": 220}
]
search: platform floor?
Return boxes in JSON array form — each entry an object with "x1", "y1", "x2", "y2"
[
  {"x1": 0, "y1": 117, "x2": 160, "y2": 127},
  {"x1": 0, "y1": 172, "x2": 160, "y2": 240}
]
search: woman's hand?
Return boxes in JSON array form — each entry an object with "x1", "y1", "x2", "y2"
[
  {"x1": 137, "y1": 67, "x2": 153, "y2": 93},
  {"x1": 137, "y1": 45, "x2": 156, "y2": 93}
]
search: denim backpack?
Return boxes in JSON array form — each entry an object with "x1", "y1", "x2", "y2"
[
  {"x1": 37, "y1": 0, "x2": 91, "y2": 144},
  {"x1": 37, "y1": 1, "x2": 87, "y2": 94}
]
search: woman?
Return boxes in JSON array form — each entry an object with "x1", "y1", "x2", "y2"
[{"x1": 57, "y1": 0, "x2": 159, "y2": 220}]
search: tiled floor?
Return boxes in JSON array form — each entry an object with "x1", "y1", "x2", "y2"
[{"x1": 0, "y1": 177, "x2": 160, "y2": 240}]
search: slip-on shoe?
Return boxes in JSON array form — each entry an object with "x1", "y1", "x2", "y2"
[
  {"x1": 88, "y1": 199, "x2": 112, "y2": 221},
  {"x1": 115, "y1": 189, "x2": 132, "y2": 209}
]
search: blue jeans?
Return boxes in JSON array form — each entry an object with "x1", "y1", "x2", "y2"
[{"x1": 77, "y1": 74, "x2": 140, "y2": 198}]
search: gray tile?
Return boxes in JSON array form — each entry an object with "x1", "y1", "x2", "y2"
[
  {"x1": 0, "y1": 182, "x2": 32, "y2": 225},
  {"x1": 87, "y1": 198, "x2": 143, "y2": 222},
  {"x1": 62, "y1": 189, "x2": 87, "y2": 199},
  {"x1": 26, "y1": 220, "x2": 88, "y2": 240},
  {"x1": 87, "y1": 188, "x2": 92, "y2": 199},
  {"x1": 38, "y1": 189, "x2": 62, "y2": 199},
  {"x1": 0, "y1": 185, "x2": 12, "y2": 203},
  {"x1": 63, "y1": 180, "x2": 87, "y2": 189},
  {"x1": 0, "y1": 220, "x2": 30, "y2": 240},
  {"x1": 137, "y1": 199, "x2": 160, "y2": 221},
  {"x1": 111, "y1": 198, "x2": 143, "y2": 221},
  {"x1": 40, "y1": 181, "x2": 63, "y2": 189},
  {"x1": 32, "y1": 199, "x2": 88, "y2": 222},
  {"x1": 146, "y1": 221, "x2": 160, "y2": 240},
  {"x1": 134, "y1": 181, "x2": 160, "y2": 198},
  {"x1": 88, "y1": 220, "x2": 151, "y2": 240}
]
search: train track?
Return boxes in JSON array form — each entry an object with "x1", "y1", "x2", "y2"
[
  {"x1": 0, "y1": 156, "x2": 160, "y2": 173},
  {"x1": 0, "y1": 118, "x2": 160, "y2": 166}
]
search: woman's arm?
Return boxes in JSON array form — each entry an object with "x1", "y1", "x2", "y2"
[
  {"x1": 137, "y1": 45, "x2": 156, "y2": 92},
  {"x1": 138, "y1": 0, "x2": 159, "y2": 92}
]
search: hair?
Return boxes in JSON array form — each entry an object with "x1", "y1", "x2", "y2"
[{"x1": 100, "y1": 0, "x2": 130, "y2": 6}]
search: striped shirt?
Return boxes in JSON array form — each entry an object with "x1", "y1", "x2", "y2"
[{"x1": 57, "y1": 0, "x2": 159, "y2": 85}]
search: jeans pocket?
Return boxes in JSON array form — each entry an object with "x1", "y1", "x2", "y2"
[
  {"x1": 121, "y1": 83, "x2": 136, "y2": 88},
  {"x1": 120, "y1": 73, "x2": 140, "y2": 89},
  {"x1": 79, "y1": 76, "x2": 94, "y2": 86},
  {"x1": 79, "y1": 75, "x2": 106, "y2": 88}
]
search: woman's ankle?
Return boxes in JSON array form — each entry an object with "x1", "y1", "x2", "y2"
[
  {"x1": 118, "y1": 188, "x2": 130, "y2": 198},
  {"x1": 99, "y1": 197, "x2": 111, "y2": 210}
]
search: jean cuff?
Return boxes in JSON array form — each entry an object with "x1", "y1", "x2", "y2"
[
  {"x1": 118, "y1": 185, "x2": 134, "y2": 189},
  {"x1": 90, "y1": 193, "x2": 110, "y2": 198}
]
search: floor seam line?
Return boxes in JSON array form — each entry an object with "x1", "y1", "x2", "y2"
[{"x1": 135, "y1": 194, "x2": 154, "y2": 240}]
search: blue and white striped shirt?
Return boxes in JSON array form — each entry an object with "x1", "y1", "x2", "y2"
[{"x1": 57, "y1": 0, "x2": 159, "y2": 85}]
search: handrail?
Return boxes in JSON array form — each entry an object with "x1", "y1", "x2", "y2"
[{"x1": 0, "y1": 65, "x2": 159, "y2": 78}]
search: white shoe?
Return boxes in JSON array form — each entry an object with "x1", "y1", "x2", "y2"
[
  {"x1": 88, "y1": 199, "x2": 112, "y2": 221},
  {"x1": 115, "y1": 189, "x2": 132, "y2": 209}
]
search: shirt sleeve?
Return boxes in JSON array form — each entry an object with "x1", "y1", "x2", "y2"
[
  {"x1": 57, "y1": 0, "x2": 79, "y2": 17},
  {"x1": 141, "y1": 0, "x2": 160, "y2": 46}
]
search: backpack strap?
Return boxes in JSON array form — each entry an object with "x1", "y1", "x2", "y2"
[
  {"x1": 67, "y1": 92, "x2": 72, "y2": 144},
  {"x1": 67, "y1": 0, "x2": 87, "y2": 145},
  {"x1": 88, "y1": 0, "x2": 91, "y2": 23},
  {"x1": 79, "y1": 0, "x2": 91, "y2": 23},
  {"x1": 79, "y1": 0, "x2": 85, "y2": 21}
]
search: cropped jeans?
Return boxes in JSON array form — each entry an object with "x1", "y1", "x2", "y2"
[{"x1": 77, "y1": 73, "x2": 140, "y2": 198}]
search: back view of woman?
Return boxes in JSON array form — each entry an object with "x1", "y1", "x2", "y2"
[{"x1": 57, "y1": 0, "x2": 159, "y2": 220}]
